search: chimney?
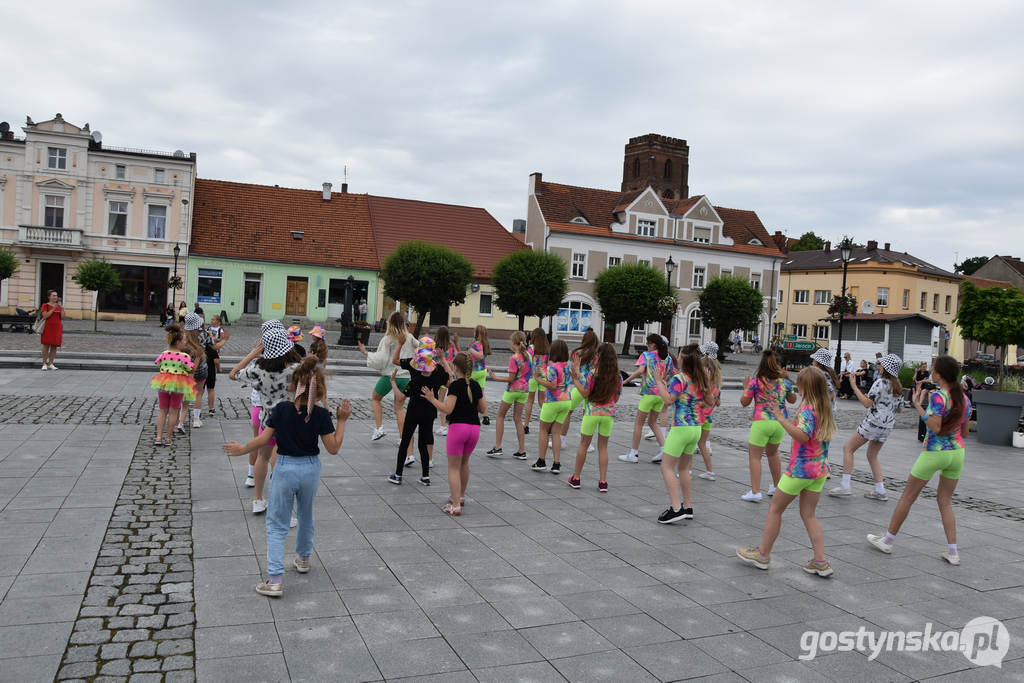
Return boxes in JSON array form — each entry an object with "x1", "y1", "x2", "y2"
[
  {"x1": 321, "y1": 182, "x2": 332, "y2": 201},
  {"x1": 529, "y1": 172, "x2": 543, "y2": 195},
  {"x1": 512, "y1": 219, "x2": 526, "y2": 234},
  {"x1": 824, "y1": 241, "x2": 831, "y2": 253},
  {"x1": 340, "y1": 183, "x2": 348, "y2": 194},
  {"x1": 884, "y1": 242, "x2": 891, "y2": 251},
  {"x1": 867, "y1": 240, "x2": 878, "y2": 251}
]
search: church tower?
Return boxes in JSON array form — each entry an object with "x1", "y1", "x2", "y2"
[{"x1": 621, "y1": 134, "x2": 689, "y2": 200}]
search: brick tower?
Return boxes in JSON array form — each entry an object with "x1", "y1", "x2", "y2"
[{"x1": 621, "y1": 134, "x2": 689, "y2": 200}]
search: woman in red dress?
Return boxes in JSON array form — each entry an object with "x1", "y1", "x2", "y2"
[{"x1": 39, "y1": 290, "x2": 63, "y2": 370}]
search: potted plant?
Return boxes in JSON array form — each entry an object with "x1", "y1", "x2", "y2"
[
  {"x1": 353, "y1": 319, "x2": 372, "y2": 345},
  {"x1": 954, "y1": 281, "x2": 1024, "y2": 446}
]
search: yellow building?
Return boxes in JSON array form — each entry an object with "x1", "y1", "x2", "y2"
[{"x1": 779, "y1": 240, "x2": 962, "y2": 360}]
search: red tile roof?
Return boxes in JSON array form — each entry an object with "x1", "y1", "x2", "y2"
[
  {"x1": 190, "y1": 179, "x2": 378, "y2": 269},
  {"x1": 537, "y1": 181, "x2": 624, "y2": 226},
  {"x1": 366, "y1": 195, "x2": 527, "y2": 279},
  {"x1": 546, "y1": 222, "x2": 787, "y2": 257},
  {"x1": 966, "y1": 275, "x2": 1014, "y2": 289}
]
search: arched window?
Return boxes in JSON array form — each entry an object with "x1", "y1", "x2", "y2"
[
  {"x1": 688, "y1": 309, "x2": 702, "y2": 338},
  {"x1": 664, "y1": 159, "x2": 672, "y2": 179},
  {"x1": 662, "y1": 189, "x2": 674, "y2": 200},
  {"x1": 633, "y1": 157, "x2": 640, "y2": 178}
]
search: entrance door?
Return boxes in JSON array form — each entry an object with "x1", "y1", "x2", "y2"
[
  {"x1": 39, "y1": 262, "x2": 65, "y2": 304},
  {"x1": 285, "y1": 277, "x2": 308, "y2": 316},
  {"x1": 244, "y1": 274, "x2": 262, "y2": 314}
]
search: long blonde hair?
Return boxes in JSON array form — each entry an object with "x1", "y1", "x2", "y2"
[
  {"x1": 702, "y1": 354, "x2": 722, "y2": 390},
  {"x1": 474, "y1": 325, "x2": 490, "y2": 356},
  {"x1": 572, "y1": 329, "x2": 600, "y2": 366},
  {"x1": 183, "y1": 329, "x2": 204, "y2": 365},
  {"x1": 796, "y1": 366, "x2": 836, "y2": 443},
  {"x1": 509, "y1": 331, "x2": 528, "y2": 362},
  {"x1": 385, "y1": 312, "x2": 406, "y2": 343}
]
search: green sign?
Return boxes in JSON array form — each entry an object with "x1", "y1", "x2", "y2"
[{"x1": 782, "y1": 340, "x2": 816, "y2": 351}]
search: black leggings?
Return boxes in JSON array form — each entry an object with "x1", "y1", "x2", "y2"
[{"x1": 396, "y1": 404, "x2": 435, "y2": 478}]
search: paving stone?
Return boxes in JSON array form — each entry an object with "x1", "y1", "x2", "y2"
[
  {"x1": 163, "y1": 654, "x2": 194, "y2": 671},
  {"x1": 63, "y1": 645, "x2": 99, "y2": 663},
  {"x1": 110, "y1": 628, "x2": 150, "y2": 643},
  {"x1": 99, "y1": 659, "x2": 132, "y2": 676},
  {"x1": 132, "y1": 658, "x2": 162, "y2": 673},
  {"x1": 69, "y1": 629, "x2": 112, "y2": 645},
  {"x1": 100, "y1": 642, "x2": 129, "y2": 660},
  {"x1": 57, "y1": 661, "x2": 98, "y2": 679},
  {"x1": 157, "y1": 638, "x2": 194, "y2": 656}
]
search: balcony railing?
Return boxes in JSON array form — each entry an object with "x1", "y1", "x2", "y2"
[{"x1": 18, "y1": 225, "x2": 84, "y2": 248}]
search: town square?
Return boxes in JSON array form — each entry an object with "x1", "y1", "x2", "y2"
[{"x1": 2, "y1": 2, "x2": 1024, "y2": 682}]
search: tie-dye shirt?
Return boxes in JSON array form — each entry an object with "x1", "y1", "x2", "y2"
[
  {"x1": 470, "y1": 341, "x2": 486, "y2": 371},
  {"x1": 699, "y1": 385, "x2": 721, "y2": 426},
  {"x1": 584, "y1": 371, "x2": 622, "y2": 418},
  {"x1": 923, "y1": 389, "x2": 970, "y2": 451},
  {"x1": 743, "y1": 377, "x2": 796, "y2": 421},
  {"x1": 637, "y1": 352, "x2": 676, "y2": 396},
  {"x1": 545, "y1": 361, "x2": 572, "y2": 402},
  {"x1": 505, "y1": 353, "x2": 531, "y2": 392},
  {"x1": 666, "y1": 373, "x2": 703, "y2": 427},
  {"x1": 439, "y1": 345, "x2": 456, "y2": 364},
  {"x1": 786, "y1": 405, "x2": 830, "y2": 479},
  {"x1": 528, "y1": 345, "x2": 547, "y2": 383}
]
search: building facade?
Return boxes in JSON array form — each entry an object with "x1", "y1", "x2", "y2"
[
  {"x1": 526, "y1": 134, "x2": 786, "y2": 348},
  {"x1": 0, "y1": 114, "x2": 195, "y2": 319},
  {"x1": 779, "y1": 241, "x2": 962, "y2": 359}
]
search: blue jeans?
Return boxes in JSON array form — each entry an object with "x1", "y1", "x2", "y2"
[{"x1": 266, "y1": 455, "x2": 321, "y2": 576}]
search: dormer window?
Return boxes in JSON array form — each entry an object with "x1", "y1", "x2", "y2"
[
  {"x1": 748, "y1": 238, "x2": 764, "y2": 246},
  {"x1": 693, "y1": 227, "x2": 711, "y2": 243},
  {"x1": 637, "y1": 219, "x2": 656, "y2": 237},
  {"x1": 47, "y1": 147, "x2": 67, "y2": 170},
  {"x1": 570, "y1": 216, "x2": 588, "y2": 224}
]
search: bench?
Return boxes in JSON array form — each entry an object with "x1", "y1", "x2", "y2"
[{"x1": 0, "y1": 314, "x2": 35, "y2": 332}]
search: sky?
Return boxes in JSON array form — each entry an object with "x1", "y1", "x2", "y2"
[{"x1": 3, "y1": 0, "x2": 1022, "y2": 271}]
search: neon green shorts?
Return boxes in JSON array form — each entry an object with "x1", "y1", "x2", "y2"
[
  {"x1": 502, "y1": 390, "x2": 528, "y2": 405},
  {"x1": 910, "y1": 448, "x2": 965, "y2": 481},
  {"x1": 567, "y1": 387, "x2": 586, "y2": 412},
  {"x1": 701, "y1": 421, "x2": 711, "y2": 432},
  {"x1": 540, "y1": 399, "x2": 572, "y2": 424},
  {"x1": 374, "y1": 376, "x2": 409, "y2": 397},
  {"x1": 581, "y1": 415, "x2": 614, "y2": 437},
  {"x1": 777, "y1": 474, "x2": 827, "y2": 496},
  {"x1": 471, "y1": 370, "x2": 487, "y2": 388},
  {"x1": 663, "y1": 425, "x2": 702, "y2": 457},
  {"x1": 749, "y1": 420, "x2": 785, "y2": 447},
  {"x1": 528, "y1": 378, "x2": 540, "y2": 393},
  {"x1": 638, "y1": 394, "x2": 665, "y2": 414}
]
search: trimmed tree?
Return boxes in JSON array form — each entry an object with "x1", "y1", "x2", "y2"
[
  {"x1": 381, "y1": 240, "x2": 473, "y2": 336},
  {"x1": 954, "y1": 280, "x2": 1024, "y2": 389},
  {"x1": 72, "y1": 258, "x2": 121, "y2": 331},
  {"x1": 595, "y1": 262, "x2": 666, "y2": 355},
  {"x1": 789, "y1": 231, "x2": 826, "y2": 252},
  {"x1": 0, "y1": 246, "x2": 17, "y2": 284},
  {"x1": 492, "y1": 250, "x2": 567, "y2": 330},
  {"x1": 698, "y1": 276, "x2": 764, "y2": 360}
]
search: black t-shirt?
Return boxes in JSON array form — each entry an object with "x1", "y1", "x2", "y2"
[
  {"x1": 265, "y1": 401, "x2": 335, "y2": 457},
  {"x1": 400, "y1": 359, "x2": 449, "y2": 408},
  {"x1": 447, "y1": 378, "x2": 483, "y2": 425}
]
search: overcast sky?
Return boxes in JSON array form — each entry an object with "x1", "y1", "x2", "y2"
[{"x1": 4, "y1": 0, "x2": 1022, "y2": 270}]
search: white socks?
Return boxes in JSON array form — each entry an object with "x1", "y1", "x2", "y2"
[
  {"x1": 192, "y1": 408, "x2": 201, "y2": 420},
  {"x1": 841, "y1": 474, "x2": 852, "y2": 488},
  {"x1": 874, "y1": 482, "x2": 886, "y2": 494},
  {"x1": 948, "y1": 543, "x2": 958, "y2": 556},
  {"x1": 247, "y1": 464, "x2": 255, "y2": 476}
]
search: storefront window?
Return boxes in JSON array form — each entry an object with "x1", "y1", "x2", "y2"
[
  {"x1": 98, "y1": 265, "x2": 168, "y2": 314},
  {"x1": 197, "y1": 268, "x2": 222, "y2": 305}
]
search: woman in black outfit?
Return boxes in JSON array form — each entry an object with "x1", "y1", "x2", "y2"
[
  {"x1": 388, "y1": 338, "x2": 448, "y2": 485},
  {"x1": 914, "y1": 362, "x2": 931, "y2": 442}
]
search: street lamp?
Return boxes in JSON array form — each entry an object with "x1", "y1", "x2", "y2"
[
  {"x1": 172, "y1": 243, "x2": 181, "y2": 311},
  {"x1": 833, "y1": 238, "x2": 854, "y2": 373},
  {"x1": 665, "y1": 255, "x2": 676, "y2": 345}
]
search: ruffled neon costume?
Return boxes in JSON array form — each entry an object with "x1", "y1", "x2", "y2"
[{"x1": 151, "y1": 351, "x2": 197, "y2": 402}]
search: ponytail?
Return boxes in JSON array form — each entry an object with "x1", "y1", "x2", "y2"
[
  {"x1": 453, "y1": 352, "x2": 474, "y2": 404},
  {"x1": 646, "y1": 333, "x2": 668, "y2": 360}
]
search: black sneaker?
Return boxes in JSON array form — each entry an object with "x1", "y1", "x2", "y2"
[
  {"x1": 486, "y1": 447, "x2": 503, "y2": 457},
  {"x1": 481, "y1": 416, "x2": 490, "y2": 425},
  {"x1": 419, "y1": 476, "x2": 430, "y2": 486},
  {"x1": 524, "y1": 425, "x2": 530, "y2": 434},
  {"x1": 549, "y1": 462, "x2": 561, "y2": 475},
  {"x1": 512, "y1": 451, "x2": 528, "y2": 460},
  {"x1": 657, "y1": 507, "x2": 686, "y2": 524},
  {"x1": 530, "y1": 459, "x2": 547, "y2": 471},
  {"x1": 681, "y1": 508, "x2": 694, "y2": 520}
]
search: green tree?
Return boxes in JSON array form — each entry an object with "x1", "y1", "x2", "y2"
[
  {"x1": 789, "y1": 231, "x2": 826, "y2": 252},
  {"x1": 954, "y1": 256, "x2": 990, "y2": 276},
  {"x1": 595, "y1": 263, "x2": 666, "y2": 355},
  {"x1": 0, "y1": 246, "x2": 17, "y2": 283},
  {"x1": 698, "y1": 276, "x2": 765, "y2": 359},
  {"x1": 954, "y1": 280, "x2": 1024, "y2": 388},
  {"x1": 381, "y1": 241, "x2": 473, "y2": 336},
  {"x1": 72, "y1": 259, "x2": 121, "y2": 331},
  {"x1": 492, "y1": 250, "x2": 567, "y2": 330}
]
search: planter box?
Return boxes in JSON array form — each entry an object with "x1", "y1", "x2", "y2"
[{"x1": 973, "y1": 391, "x2": 1024, "y2": 447}]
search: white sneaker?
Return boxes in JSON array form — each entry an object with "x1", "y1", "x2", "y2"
[
  {"x1": 290, "y1": 516, "x2": 298, "y2": 528},
  {"x1": 193, "y1": 417, "x2": 203, "y2": 429},
  {"x1": 867, "y1": 533, "x2": 893, "y2": 554},
  {"x1": 175, "y1": 424, "x2": 186, "y2": 434},
  {"x1": 650, "y1": 453, "x2": 662, "y2": 463},
  {"x1": 244, "y1": 475, "x2": 255, "y2": 488},
  {"x1": 829, "y1": 486, "x2": 853, "y2": 497},
  {"x1": 698, "y1": 472, "x2": 716, "y2": 481},
  {"x1": 252, "y1": 499, "x2": 268, "y2": 514},
  {"x1": 41, "y1": 364, "x2": 48, "y2": 371},
  {"x1": 766, "y1": 485, "x2": 776, "y2": 497},
  {"x1": 643, "y1": 428, "x2": 656, "y2": 441},
  {"x1": 48, "y1": 363, "x2": 58, "y2": 370},
  {"x1": 863, "y1": 490, "x2": 889, "y2": 501},
  {"x1": 741, "y1": 490, "x2": 763, "y2": 502},
  {"x1": 618, "y1": 451, "x2": 639, "y2": 463},
  {"x1": 941, "y1": 551, "x2": 960, "y2": 566},
  {"x1": 371, "y1": 427, "x2": 386, "y2": 441},
  {"x1": 404, "y1": 455, "x2": 416, "y2": 467}
]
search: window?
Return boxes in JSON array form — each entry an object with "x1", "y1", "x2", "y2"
[
  {"x1": 108, "y1": 201, "x2": 128, "y2": 235},
  {"x1": 479, "y1": 292, "x2": 493, "y2": 316},
  {"x1": 608, "y1": 256, "x2": 621, "y2": 268},
  {"x1": 721, "y1": 269, "x2": 732, "y2": 279},
  {"x1": 778, "y1": 289, "x2": 783, "y2": 302},
  {"x1": 115, "y1": 165, "x2": 126, "y2": 179},
  {"x1": 44, "y1": 195, "x2": 64, "y2": 228},
  {"x1": 637, "y1": 219, "x2": 656, "y2": 237},
  {"x1": 571, "y1": 252, "x2": 586, "y2": 278},
  {"x1": 147, "y1": 205, "x2": 167, "y2": 239},
  {"x1": 692, "y1": 266, "x2": 706, "y2": 289},
  {"x1": 557, "y1": 300, "x2": 593, "y2": 332},
  {"x1": 693, "y1": 227, "x2": 711, "y2": 243},
  {"x1": 792, "y1": 324, "x2": 808, "y2": 338},
  {"x1": 154, "y1": 168, "x2": 165, "y2": 183},
  {"x1": 933, "y1": 293, "x2": 939, "y2": 312},
  {"x1": 813, "y1": 324, "x2": 830, "y2": 340},
  {"x1": 920, "y1": 292, "x2": 927, "y2": 311},
  {"x1": 773, "y1": 322, "x2": 785, "y2": 336},
  {"x1": 196, "y1": 268, "x2": 222, "y2": 304},
  {"x1": 877, "y1": 287, "x2": 889, "y2": 307},
  {"x1": 814, "y1": 289, "x2": 831, "y2": 305},
  {"x1": 945, "y1": 295, "x2": 951, "y2": 314},
  {"x1": 688, "y1": 309, "x2": 702, "y2": 337},
  {"x1": 633, "y1": 157, "x2": 640, "y2": 178},
  {"x1": 664, "y1": 159, "x2": 672, "y2": 179},
  {"x1": 902, "y1": 289, "x2": 910, "y2": 309},
  {"x1": 47, "y1": 147, "x2": 67, "y2": 169},
  {"x1": 639, "y1": 258, "x2": 651, "y2": 267},
  {"x1": 794, "y1": 290, "x2": 809, "y2": 304},
  {"x1": 750, "y1": 274, "x2": 761, "y2": 291}
]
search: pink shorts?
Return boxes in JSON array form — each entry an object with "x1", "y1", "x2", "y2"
[
  {"x1": 446, "y1": 423, "x2": 480, "y2": 457},
  {"x1": 157, "y1": 390, "x2": 184, "y2": 411},
  {"x1": 250, "y1": 405, "x2": 261, "y2": 427},
  {"x1": 258, "y1": 422, "x2": 276, "y2": 448}
]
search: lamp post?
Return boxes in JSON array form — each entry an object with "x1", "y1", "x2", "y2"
[
  {"x1": 665, "y1": 255, "x2": 676, "y2": 345},
  {"x1": 172, "y1": 243, "x2": 181, "y2": 311},
  {"x1": 833, "y1": 238, "x2": 854, "y2": 373}
]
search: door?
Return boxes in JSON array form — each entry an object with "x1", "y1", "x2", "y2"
[
  {"x1": 39, "y1": 262, "x2": 64, "y2": 305},
  {"x1": 285, "y1": 277, "x2": 308, "y2": 316},
  {"x1": 244, "y1": 274, "x2": 261, "y2": 314}
]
